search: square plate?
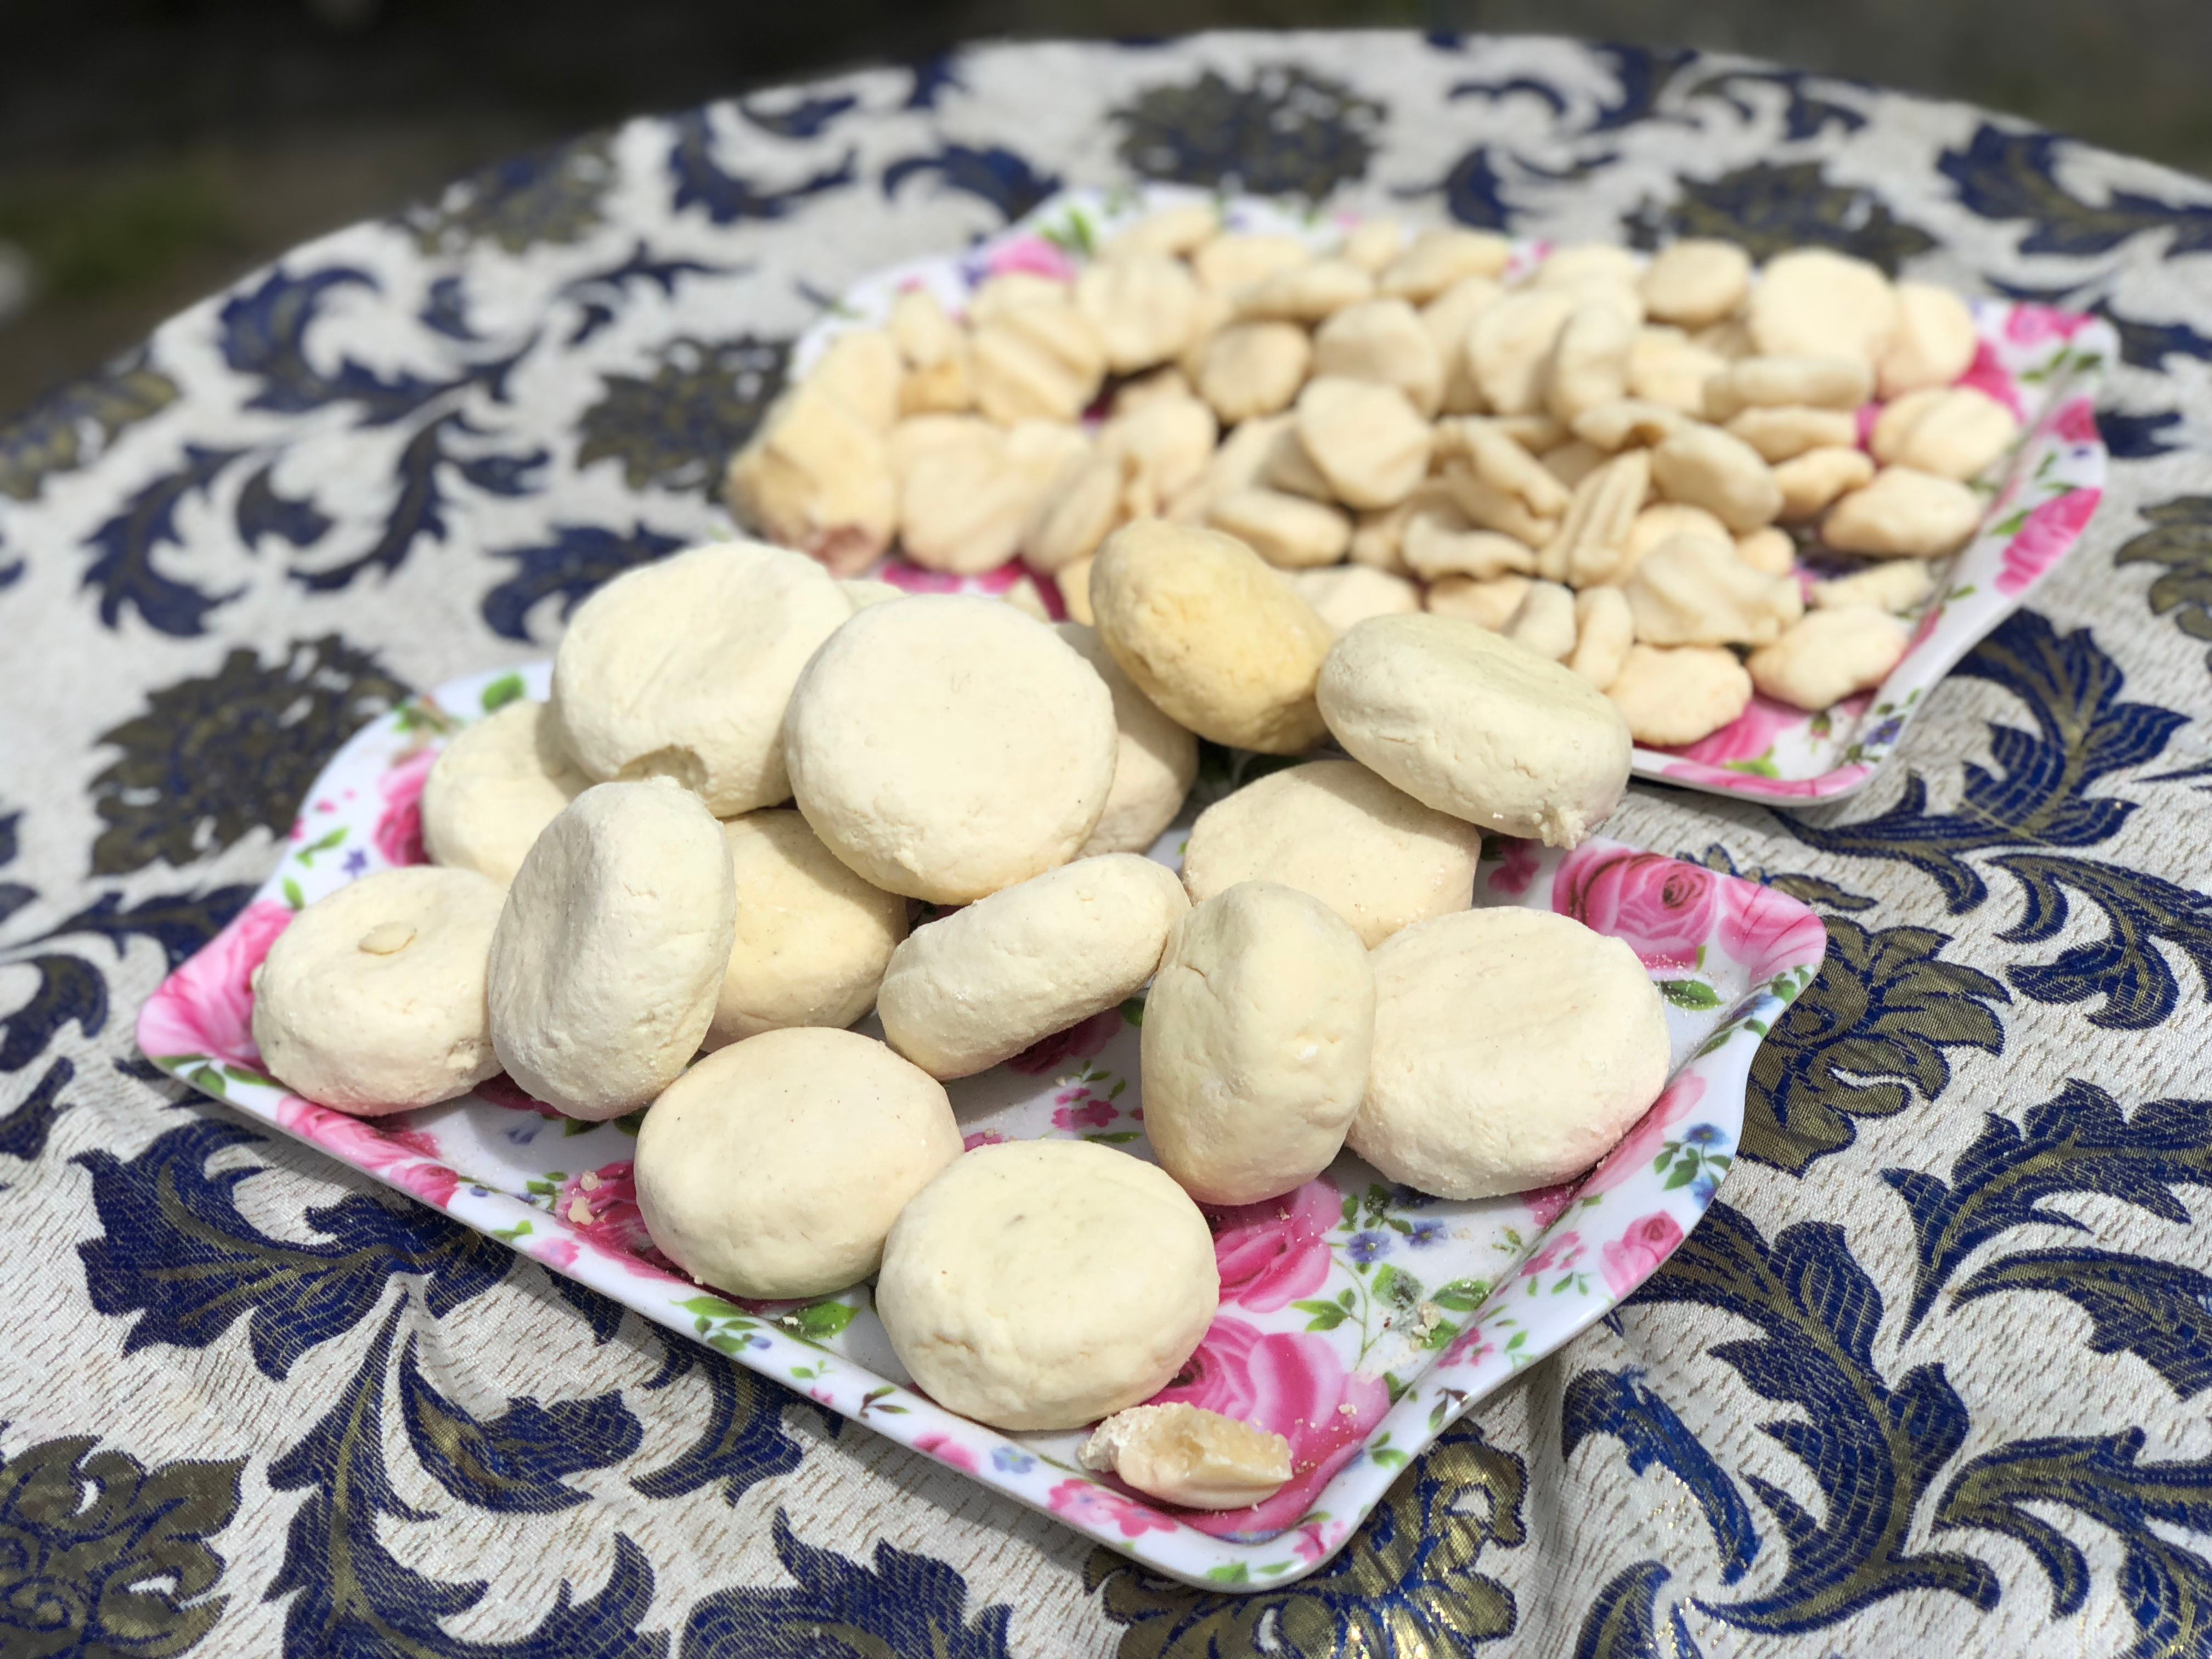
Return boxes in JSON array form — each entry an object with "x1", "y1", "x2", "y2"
[
  {"x1": 138, "y1": 662, "x2": 1826, "y2": 1589},
  {"x1": 802, "y1": 184, "x2": 2111, "y2": 806}
]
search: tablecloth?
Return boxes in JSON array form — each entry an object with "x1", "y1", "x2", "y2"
[{"x1": 3, "y1": 28, "x2": 2210, "y2": 1657}]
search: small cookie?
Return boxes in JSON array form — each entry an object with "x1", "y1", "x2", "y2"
[
  {"x1": 489, "y1": 781, "x2": 736, "y2": 1120},
  {"x1": 251, "y1": 866, "x2": 505, "y2": 1114},
  {"x1": 784, "y1": 596, "x2": 1118, "y2": 903},
  {"x1": 1352, "y1": 907, "x2": 1671, "y2": 1199},
  {"x1": 874, "y1": 1139, "x2": 1219, "y2": 1431},
  {"x1": 634, "y1": 1027, "x2": 962, "y2": 1300},
  {"x1": 877, "y1": 854, "x2": 1187, "y2": 1080},
  {"x1": 420, "y1": 700, "x2": 589, "y2": 887},
  {"x1": 1142, "y1": 881, "x2": 1374, "y2": 1205},
  {"x1": 1182, "y1": 760, "x2": 1482, "y2": 947},
  {"x1": 552, "y1": 540, "x2": 852, "y2": 816},
  {"x1": 1056, "y1": 624, "x2": 1199, "y2": 857},
  {"x1": 1318, "y1": 614, "x2": 1633, "y2": 848},
  {"x1": 1088, "y1": 519, "x2": 1335, "y2": 754},
  {"x1": 708, "y1": 811, "x2": 910, "y2": 1048}
]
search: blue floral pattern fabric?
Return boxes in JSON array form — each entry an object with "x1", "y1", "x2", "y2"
[{"x1": 1, "y1": 30, "x2": 2210, "y2": 1656}]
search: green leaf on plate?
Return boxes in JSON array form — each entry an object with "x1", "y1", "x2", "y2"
[
  {"x1": 481, "y1": 672, "x2": 527, "y2": 713},
  {"x1": 1293, "y1": 1299, "x2": 1347, "y2": 1332},
  {"x1": 1204, "y1": 1563, "x2": 1250, "y2": 1585},
  {"x1": 781, "y1": 1300, "x2": 856, "y2": 1342},
  {"x1": 1658, "y1": 978, "x2": 1722, "y2": 1011},
  {"x1": 281, "y1": 877, "x2": 304, "y2": 910},
  {"x1": 1430, "y1": 1278, "x2": 1488, "y2": 1312}
]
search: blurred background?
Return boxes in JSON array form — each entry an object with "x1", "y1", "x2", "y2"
[{"x1": 5, "y1": 0, "x2": 2210, "y2": 419}]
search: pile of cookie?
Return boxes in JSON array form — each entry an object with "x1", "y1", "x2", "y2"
[
  {"x1": 727, "y1": 205, "x2": 2018, "y2": 748},
  {"x1": 246, "y1": 534, "x2": 1666, "y2": 1510}
]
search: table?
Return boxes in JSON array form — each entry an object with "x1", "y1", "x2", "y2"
[{"x1": 3, "y1": 29, "x2": 2210, "y2": 1657}]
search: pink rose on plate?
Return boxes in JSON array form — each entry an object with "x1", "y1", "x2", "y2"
[
  {"x1": 914, "y1": 1433, "x2": 980, "y2": 1474},
  {"x1": 553, "y1": 1161, "x2": 668, "y2": 1267},
  {"x1": 1051, "y1": 1094, "x2": 1116, "y2": 1132},
  {"x1": 1518, "y1": 1230, "x2": 1583, "y2": 1278},
  {"x1": 1485, "y1": 837, "x2": 1542, "y2": 898},
  {"x1": 2047, "y1": 396, "x2": 2100, "y2": 447},
  {"x1": 138, "y1": 899, "x2": 294, "y2": 1066},
  {"x1": 1047, "y1": 1477, "x2": 1177, "y2": 1538},
  {"x1": 2004, "y1": 303, "x2": 2094, "y2": 348},
  {"x1": 1150, "y1": 1315, "x2": 1389, "y2": 1537},
  {"x1": 374, "y1": 748, "x2": 437, "y2": 867},
  {"x1": 961, "y1": 1129, "x2": 1007, "y2": 1152},
  {"x1": 1997, "y1": 487, "x2": 2100, "y2": 597},
  {"x1": 1957, "y1": 340, "x2": 2025, "y2": 420},
  {"x1": 1582, "y1": 1074, "x2": 1705, "y2": 1196},
  {"x1": 1553, "y1": 847, "x2": 1718, "y2": 971},
  {"x1": 1718, "y1": 881, "x2": 1829, "y2": 978},
  {"x1": 1673, "y1": 695, "x2": 1802, "y2": 768},
  {"x1": 1521, "y1": 1180, "x2": 1581, "y2": 1232},
  {"x1": 276, "y1": 1095, "x2": 461, "y2": 1209},
  {"x1": 1007, "y1": 1007, "x2": 1123, "y2": 1075},
  {"x1": 1208, "y1": 1178, "x2": 1339, "y2": 1312},
  {"x1": 985, "y1": 235, "x2": 1078, "y2": 283},
  {"x1": 1602, "y1": 1212, "x2": 1686, "y2": 1297}
]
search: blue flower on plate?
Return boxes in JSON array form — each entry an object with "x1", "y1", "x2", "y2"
[
  {"x1": 1407, "y1": 1218, "x2": 1449, "y2": 1249},
  {"x1": 1389, "y1": 1183, "x2": 1438, "y2": 1210},
  {"x1": 1691, "y1": 1173, "x2": 1719, "y2": 1205},
  {"x1": 992, "y1": 1444, "x2": 1036, "y2": 1475},
  {"x1": 1863, "y1": 716, "x2": 1906, "y2": 749},
  {"x1": 1347, "y1": 1229, "x2": 1392, "y2": 1266},
  {"x1": 342, "y1": 847, "x2": 369, "y2": 876},
  {"x1": 1684, "y1": 1123, "x2": 1726, "y2": 1147}
]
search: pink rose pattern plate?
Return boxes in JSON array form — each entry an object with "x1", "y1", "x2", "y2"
[
  {"x1": 800, "y1": 185, "x2": 2112, "y2": 806},
  {"x1": 138, "y1": 662, "x2": 1827, "y2": 1590}
]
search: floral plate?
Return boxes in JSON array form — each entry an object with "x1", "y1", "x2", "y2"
[
  {"x1": 798, "y1": 184, "x2": 2112, "y2": 805},
  {"x1": 138, "y1": 661, "x2": 1827, "y2": 1590}
]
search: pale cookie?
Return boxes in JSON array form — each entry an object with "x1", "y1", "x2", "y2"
[
  {"x1": 1194, "y1": 322, "x2": 1311, "y2": 425},
  {"x1": 1650, "y1": 426, "x2": 1783, "y2": 533},
  {"x1": 1192, "y1": 232, "x2": 1310, "y2": 294},
  {"x1": 252, "y1": 866, "x2": 505, "y2": 1114},
  {"x1": 1113, "y1": 202, "x2": 1218, "y2": 259},
  {"x1": 1543, "y1": 439, "x2": 1608, "y2": 489},
  {"x1": 707, "y1": 810, "x2": 909, "y2": 1048},
  {"x1": 634, "y1": 1028, "x2": 961, "y2": 1299},
  {"x1": 421, "y1": 700, "x2": 588, "y2": 887},
  {"x1": 724, "y1": 382, "x2": 896, "y2": 574},
  {"x1": 1142, "y1": 880, "x2": 1373, "y2": 1206},
  {"x1": 1870, "y1": 385, "x2": 2019, "y2": 480},
  {"x1": 1088, "y1": 520, "x2": 1335, "y2": 754},
  {"x1": 1812, "y1": 559, "x2": 1934, "y2": 613},
  {"x1": 1703, "y1": 356, "x2": 1873, "y2": 419},
  {"x1": 1724, "y1": 405, "x2": 1858, "y2": 463},
  {"x1": 1080, "y1": 1404, "x2": 1293, "y2": 1510},
  {"x1": 1076, "y1": 252, "x2": 1204, "y2": 374},
  {"x1": 1424, "y1": 573, "x2": 1531, "y2": 630},
  {"x1": 1568, "y1": 586, "x2": 1634, "y2": 691},
  {"x1": 1773, "y1": 447, "x2": 1876, "y2": 522},
  {"x1": 1639, "y1": 240, "x2": 1751, "y2": 327},
  {"x1": 1623, "y1": 533, "x2": 1803, "y2": 648},
  {"x1": 1748, "y1": 606, "x2": 1911, "y2": 710},
  {"x1": 1318, "y1": 613, "x2": 1633, "y2": 847},
  {"x1": 1286, "y1": 564, "x2": 1421, "y2": 636},
  {"x1": 1469, "y1": 290, "x2": 1574, "y2": 415},
  {"x1": 1422, "y1": 274, "x2": 1505, "y2": 413},
  {"x1": 1878, "y1": 281, "x2": 1979, "y2": 398},
  {"x1": 552, "y1": 540, "x2": 851, "y2": 817},
  {"x1": 1057, "y1": 623, "x2": 1200, "y2": 857},
  {"x1": 1604, "y1": 644, "x2": 1753, "y2": 747},
  {"x1": 874, "y1": 1139, "x2": 1220, "y2": 1431},
  {"x1": 1823, "y1": 466, "x2": 1983, "y2": 558},
  {"x1": 1207, "y1": 487, "x2": 1352, "y2": 569},
  {"x1": 1293, "y1": 377, "x2": 1432, "y2": 510},
  {"x1": 1378, "y1": 228, "x2": 1513, "y2": 303},
  {"x1": 784, "y1": 596, "x2": 1117, "y2": 903},
  {"x1": 488, "y1": 781, "x2": 737, "y2": 1120},
  {"x1": 877, "y1": 854, "x2": 1187, "y2": 1080},
  {"x1": 1734, "y1": 526, "x2": 1799, "y2": 577},
  {"x1": 1338, "y1": 217, "x2": 1406, "y2": 273},
  {"x1": 1314, "y1": 298, "x2": 1446, "y2": 416},
  {"x1": 842, "y1": 578, "x2": 906, "y2": 611},
  {"x1": 1352, "y1": 907, "x2": 1671, "y2": 1199},
  {"x1": 1505, "y1": 579, "x2": 1577, "y2": 661},
  {"x1": 1746, "y1": 249, "x2": 1898, "y2": 367},
  {"x1": 1234, "y1": 258, "x2": 1374, "y2": 323},
  {"x1": 1183, "y1": 760, "x2": 1483, "y2": 948}
]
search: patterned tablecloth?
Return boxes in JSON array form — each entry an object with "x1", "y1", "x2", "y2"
[{"x1": 3, "y1": 29, "x2": 2211, "y2": 1658}]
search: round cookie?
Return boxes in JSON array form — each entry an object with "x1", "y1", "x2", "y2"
[
  {"x1": 1318, "y1": 613, "x2": 1632, "y2": 847},
  {"x1": 488, "y1": 780, "x2": 737, "y2": 1120},
  {"x1": 783, "y1": 595, "x2": 1118, "y2": 904},
  {"x1": 1351, "y1": 907, "x2": 1671, "y2": 1199},
  {"x1": 875, "y1": 1139, "x2": 1220, "y2": 1431},
  {"x1": 877, "y1": 854, "x2": 1188, "y2": 1080},
  {"x1": 1088, "y1": 519, "x2": 1336, "y2": 754},
  {"x1": 421, "y1": 699, "x2": 589, "y2": 887},
  {"x1": 552, "y1": 540, "x2": 852, "y2": 816},
  {"x1": 708, "y1": 810, "x2": 910, "y2": 1048},
  {"x1": 1056, "y1": 623, "x2": 1199, "y2": 857},
  {"x1": 1142, "y1": 882, "x2": 1374, "y2": 1205},
  {"x1": 251, "y1": 866, "x2": 505, "y2": 1114},
  {"x1": 1181, "y1": 759, "x2": 1482, "y2": 947},
  {"x1": 634, "y1": 1028, "x2": 961, "y2": 1299}
]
